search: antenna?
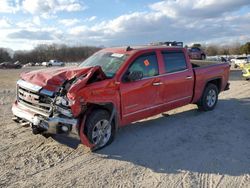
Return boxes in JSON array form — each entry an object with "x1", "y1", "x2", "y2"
[{"x1": 126, "y1": 46, "x2": 133, "y2": 51}]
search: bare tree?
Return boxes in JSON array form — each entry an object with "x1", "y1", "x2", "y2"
[{"x1": 0, "y1": 48, "x2": 11, "y2": 63}]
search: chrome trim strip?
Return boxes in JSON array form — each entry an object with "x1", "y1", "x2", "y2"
[
  {"x1": 133, "y1": 69, "x2": 189, "y2": 82},
  {"x1": 18, "y1": 102, "x2": 50, "y2": 117},
  {"x1": 17, "y1": 79, "x2": 42, "y2": 92},
  {"x1": 12, "y1": 103, "x2": 36, "y2": 123},
  {"x1": 124, "y1": 96, "x2": 192, "y2": 117}
]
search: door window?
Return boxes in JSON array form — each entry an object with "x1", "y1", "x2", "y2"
[
  {"x1": 127, "y1": 53, "x2": 159, "y2": 79},
  {"x1": 162, "y1": 51, "x2": 187, "y2": 73}
]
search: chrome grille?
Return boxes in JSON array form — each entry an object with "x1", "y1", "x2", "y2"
[{"x1": 17, "y1": 85, "x2": 53, "y2": 115}]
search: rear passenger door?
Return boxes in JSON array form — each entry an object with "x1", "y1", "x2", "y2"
[{"x1": 160, "y1": 50, "x2": 194, "y2": 107}]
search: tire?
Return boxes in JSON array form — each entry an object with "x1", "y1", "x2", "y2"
[
  {"x1": 201, "y1": 54, "x2": 206, "y2": 60},
  {"x1": 234, "y1": 64, "x2": 238, "y2": 69},
  {"x1": 85, "y1": 109, "x2": 115, "y2": 150},
  {"x1": 198, "y1": 84, "x2": 218, "y2": 111}
]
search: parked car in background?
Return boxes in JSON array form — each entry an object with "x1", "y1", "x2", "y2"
[
  {"x1": 233, "y1": 56, "x2": 250, "y2": 68},
  {"x1": 0, "y1": 62, "x2": 22, "y2": 69},
  {"x1": 45, "y1": 60, "x2": 64, "y2": 67},
  {"x1": 206, "y1": 56, "x2": 228, "y2": 63},
  {"x1": 188, "y1": 47, "x2": 206, "y2": 60},
  {"x1": 27, "y1": 62, "x2": 35, "y2": 66},
  {"x1": 242, "y1": 64, "x2": 250, "y2": 80}
]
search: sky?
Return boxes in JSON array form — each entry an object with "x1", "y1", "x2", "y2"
[{"x1": 0, "y1": 0, "x2": 250, "y2": 51}]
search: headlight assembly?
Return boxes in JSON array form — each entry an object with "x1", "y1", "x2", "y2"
[
  {"x1": 56, "y1": 96, "x2": 70, "y2": 107},
  {"x1": 56, "y1": 106, "x2": 72, "y2": 117}
]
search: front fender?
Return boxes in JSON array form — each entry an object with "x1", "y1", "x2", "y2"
[{"x1": 79, "y1": 114, "x2": 95, "y2": 149}]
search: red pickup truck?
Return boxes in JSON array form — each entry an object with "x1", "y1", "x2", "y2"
[{"x1": 12, "y1": 45, "x2": 230, "y2": 150}]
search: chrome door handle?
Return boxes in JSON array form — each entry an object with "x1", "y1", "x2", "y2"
[
  {"x1": 152, "y1": 82, "x2": 163, "y2": 86},
  {"x1": 186, "y1": 76, "x2": 193, "y2": 80}
]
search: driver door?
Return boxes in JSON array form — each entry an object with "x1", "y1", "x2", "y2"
[{"x1": 119, "y1": 52, "x2": 162, "y2": 124}]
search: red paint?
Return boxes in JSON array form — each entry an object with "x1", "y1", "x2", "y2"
[
  {"x1": 20, "y1": 66, "x2": 98, "y2": 91},
  {"x1": 17, "y1": 46, "x2": 230, "y2": 148}
]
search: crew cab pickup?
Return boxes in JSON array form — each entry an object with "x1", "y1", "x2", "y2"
[{"x1": 12, "y1": 45, "x2": 230, "y2": 150}]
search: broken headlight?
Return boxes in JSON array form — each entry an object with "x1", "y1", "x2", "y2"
[
  {"x1": 56, "y1": 96, "x2": 70, "y2": 107},
  {"x1": 55, "y1": 96, "x2": 75, "y2": 117}
]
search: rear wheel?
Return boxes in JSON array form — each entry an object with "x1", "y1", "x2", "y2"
[
  {"x1": 85, "y1": 110, "x2": 115, "y2": 150},
  {"x1": 198, "y1": 84, "x2": 218, "y2": 111}
]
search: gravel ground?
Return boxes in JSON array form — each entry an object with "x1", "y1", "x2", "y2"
[{"x1": 0, "y1": 67, "x2": 249, "y2": 188}]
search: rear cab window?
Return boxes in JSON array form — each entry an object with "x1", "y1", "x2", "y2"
[{"x1": 161, "y1": 51, "x2": 187, "y2": 73}]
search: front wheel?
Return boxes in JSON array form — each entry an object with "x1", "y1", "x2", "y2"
[
  {"x1": 198, "y1": 84, "x2": 218, "y2": 111},
  {"x1": 85, "y1": 110, "x2": 115, "y2": 150}
]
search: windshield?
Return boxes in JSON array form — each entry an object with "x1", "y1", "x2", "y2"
[{"x1": 79, "y1": 51, "x2": 128, "y2": 77}]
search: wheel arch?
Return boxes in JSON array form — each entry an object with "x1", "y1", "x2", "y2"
[
  {"x1": 196, "y1": 77, "x2": 221, "y2": 104},
  {"x1": 83, "y1": 102, "x2": 119, "y2": 133},
  {"x1": 205, "y1": 77, "x2": 222, "y2": 92}
]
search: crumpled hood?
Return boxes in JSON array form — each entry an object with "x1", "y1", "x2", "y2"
[{"x1": 21, "y1": 66, "x2": 96, "y2": 91}]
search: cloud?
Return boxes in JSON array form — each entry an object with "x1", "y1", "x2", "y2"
[
  {"x1": 59, "y1": 19, "x2": 80, "y2": 27},
  {"x1": 22, "y1": 0, "x2": 86, "y2": 17},
  {"x1": 150, "y1": 0, "x2": 250, "y2": 18},
  {"x1": 85, "y1": 16, "x2": 97, "y2": 22},
  {"x1": 67, "y1": 0, "x2": 250, "y2": 46},
  {"x1": 0, "y1": 18, "x2": 12, "y2": 28},
  {"x1": 0, "y1": 0, "x2": 21, "y2": 13},
  {"x1": 8, "y1": 29, "x2": 56, "y2": 40},
  {"x1": 1, "y1": 0, "x2": 250, "y2": 50}
]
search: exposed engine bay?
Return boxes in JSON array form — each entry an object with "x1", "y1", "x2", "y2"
[{"x1": 12, "y1": 66, "x2": 107, "y2": 135}]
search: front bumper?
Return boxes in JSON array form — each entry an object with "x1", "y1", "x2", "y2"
[{"x1": 12, "y1": 101, "x2": 79, "y2": 135}]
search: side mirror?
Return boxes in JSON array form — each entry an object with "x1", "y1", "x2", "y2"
[{"x1": 127, "y1": 71, "x2": 143, "y2": 82}]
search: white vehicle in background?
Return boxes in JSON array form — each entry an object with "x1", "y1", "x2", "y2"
[
  {"x1": 45, "y1": 60, "x2": 64, "y2": 67},
  {"x1": 42, "y1": 62, "x2": 47, "y2": 66},
  {"x1": 233, "y1": 56, "x2": 250, "y2": 68}
]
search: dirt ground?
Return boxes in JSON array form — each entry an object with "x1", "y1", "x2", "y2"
[{"x1": 0, "y1": 67, "x2": 249, "y2": 188}]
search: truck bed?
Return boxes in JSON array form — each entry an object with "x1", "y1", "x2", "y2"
[
  {"x1": 191, "y1": 60, "x2": 230, "y2": 104},
  {"x1": 191, "y1": 60, "x2": 226, "y2": 68}
]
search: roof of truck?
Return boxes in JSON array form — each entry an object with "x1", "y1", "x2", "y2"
[
  {"x1": 103, "y1": 45, "x2": 184, "y2": 55},
  {"x1": 103, "y1": 42, "x2": 184, "y2": 54}
]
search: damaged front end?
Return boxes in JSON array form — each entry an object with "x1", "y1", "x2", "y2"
[
  {"x1": 12, "y1": 79, "x2": 79, "y2": 135},
  {"x1": 12, "y1": 66, "x2": 106, "y2": 145}
]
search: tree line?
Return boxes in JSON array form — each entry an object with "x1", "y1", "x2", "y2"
[
  {"x1": 188, "y1": 42, "x2": 250, "y2": 56},
  {"x1": 0, "y1": 42, "x2": 250, "y2": 64},
  {"x1": 0, "y1": 44, "x2": 101, "y2": 64}
]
